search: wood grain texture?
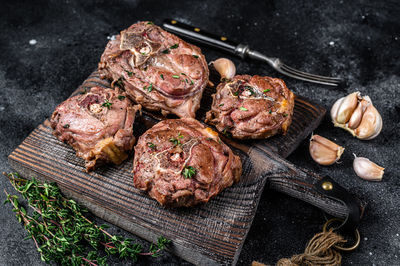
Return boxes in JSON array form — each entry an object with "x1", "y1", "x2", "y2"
[{"x1": 8, "y1": 71, "x2": 332, "y2": 265}]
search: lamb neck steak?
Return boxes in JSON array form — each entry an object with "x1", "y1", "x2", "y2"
[
  {"x1": 50, "y1": 87, "x2": 141, "y2": 171},
  {"x1": 99, "y1": 21, "x2": 209, "y2": 118},
  {"x1": 133, "y1": 118, "x2": 242, "y2": 207},
  {"x1": 205, "y1": 75, "x2": 295, "y2": 139}
]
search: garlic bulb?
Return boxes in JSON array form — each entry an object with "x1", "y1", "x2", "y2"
[
  {"x1": 331, "y1": 92, "x2": 382, "y2": 140},
  {"x1": 353, "y1": 154, "x2": 384, "y2": 181},
  {"x1": 309, "y1": 134, "x2": 345, "y2": 165},
  {"x1": 211, "y1": 58, "x2": 236, "y2": 80}
]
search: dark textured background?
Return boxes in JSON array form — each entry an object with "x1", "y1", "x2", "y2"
[{"x1": 1, "y1": 0, "x2": 399, "y2": 265}]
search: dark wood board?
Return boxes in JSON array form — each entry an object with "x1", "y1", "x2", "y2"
[{"x1": 8, "y1": 71, "x2": 341, "y2": 265}]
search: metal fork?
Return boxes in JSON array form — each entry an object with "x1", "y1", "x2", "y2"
[{"x1": 163, "y1": 19, "x2": 343, "y2": 86}]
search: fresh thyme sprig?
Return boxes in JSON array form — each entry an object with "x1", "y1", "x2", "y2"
[{"x1": 3, "y1": 173, "x2": 170, "y2": 265}]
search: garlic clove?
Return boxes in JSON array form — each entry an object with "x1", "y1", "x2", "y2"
[
  {"x1": 335, "y1": 92, "x2": 360, "y2": 124},
  {"x1": 353, "y1": 155, "x2": 384, "y2": 181},
  {"x1": 331, "y1": 92, "x2": 382, "y2": 140},
  {"x1": 211, "y1": 58, "x2": 236, "y2": 80},
  {"x1": 309, "y1": 134, "x2": 345, "y2": 165},
  {"x1": 354, "y1": 102, "x2": 383, "y2": 140},
  {"x1": 347, "y1": 97, "x2": 369, "y2": 129},
  {"x1": 330, "y1": 96, "x2": 344, "y2": 122}
]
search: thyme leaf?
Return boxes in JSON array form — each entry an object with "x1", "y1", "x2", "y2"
[
  {"x1": 182, "y1": 166, "x2": 196, "y2": 179},
  {"x1": 147, "y1": 142, "x2": 156, "y2": 150},
  {"x1": 143, "y1": 83, "x2": 153, "y2": 92},
  {"x1": 102, "y1": 99, "x2": 113, "y2": 109}
]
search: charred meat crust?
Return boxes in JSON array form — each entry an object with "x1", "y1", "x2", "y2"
[
  {"x1": 98, "y1": 21, "x2": 209, "y2": 118},
  {"x1": 205, "y1": 75, "x2": 295, "y2": 139},
  {"x1": 50, "y1": 86, "x2": 141, "y2": 171},
  {"x1": 133, "y1": 118, "x2": 242, "y2": 207}
]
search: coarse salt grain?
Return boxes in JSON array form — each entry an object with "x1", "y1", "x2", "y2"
[
  {"x1": 29, "y1": 39, "x2": 37, "y2": 45},
  {"x1": 329, "y1": 41, "x2": 335, "y2": 46}
]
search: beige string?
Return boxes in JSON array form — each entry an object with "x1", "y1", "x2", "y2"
[{"x1": 252, "y1": 228, "x2": 347, "y2": 266}]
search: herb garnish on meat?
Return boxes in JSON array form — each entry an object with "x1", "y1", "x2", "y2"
[
  {"x1": 170, "y1": 133, "x2": 184, "y2": 146},
  {"x1": 102, "y1": 99, "x2": 113, "y2": 109},
  {"x1": 182, "y1": 166, "x2": 196, "y2": 179},
  {"x1": 143, "y1": 83, "x2": 153, "y2": 92},
  {"x1": 147, "y1": 142, "x2": 156, "y2": 150}
]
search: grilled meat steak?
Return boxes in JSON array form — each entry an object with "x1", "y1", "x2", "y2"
[
  {"x1": 133, "y1": 118, "x2": 242, "y2": 207},
  {"x1": 206, "y1": 75, "x2": 295, "y2": 139},
  {"x1": 99, "y1": 21, "x2": 209, "y2": 118},
  {"x1": 50, "y1": 87, "x2": 141, "y2": 171}
]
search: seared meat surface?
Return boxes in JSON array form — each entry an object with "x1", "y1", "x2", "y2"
[
  {"x1": 133, "y1": 118, "x2": 242, "y2": 207},
  {"x1": 206, "y1": 75, "x2": 295, "y2": 139},
  {"x1": 99, "y1": 21, "x2": 209, "y2": 118},
  {"x1": 50, "y1": 87, "x2": 141, "y2": 171}
]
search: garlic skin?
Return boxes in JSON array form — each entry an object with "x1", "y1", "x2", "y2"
[
  {"x1": 331, "y1": 92, "x2": 382, "y2": 140},
  {"x1": 353, "y1": 155, "x2": 384, "y2": 181},
  {"x1": 309, "y1": 134, "x2": 345, "y2": 165},
  {"x1": 211, "y1": 58, "x2": 236, "y2": 80}
]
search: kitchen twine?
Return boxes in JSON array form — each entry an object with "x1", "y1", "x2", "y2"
[{"x1": 252, "y1": 228, "x2": 347, "y2": 266}]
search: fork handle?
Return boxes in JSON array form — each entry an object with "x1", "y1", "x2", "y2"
[
  {"x1": 163, "y1": 19, "x2": 240, "y2": 55},
  {"x1": 163, "y1": 19, "x2": 275, "y2": 62}
]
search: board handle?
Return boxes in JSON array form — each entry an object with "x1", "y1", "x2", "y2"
[{"x1": 249, "y1": 144, "x2": 364, "y2": 232}]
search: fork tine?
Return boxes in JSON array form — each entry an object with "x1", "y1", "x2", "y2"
[
  {"x1": 276, "y1": 66, "x2": 341, "y2": 86},
  {"x1": 245, "y1": 50, "x2": 344, "y2": 86},
  {"x1": 276, "y1": 70, "x2": 340, "y2": 86},
  {"x1": 280, "y1": 64, "x2": 343, "y2": 83}
]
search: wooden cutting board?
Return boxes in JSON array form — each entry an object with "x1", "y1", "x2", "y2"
[{"x1": 8, "y1": 71, "x2": 332, "y2": 265}]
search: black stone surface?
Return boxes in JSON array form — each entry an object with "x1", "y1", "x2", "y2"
[{"x1": 1, "y1": 0, "x2": 399, "y2": 265}]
